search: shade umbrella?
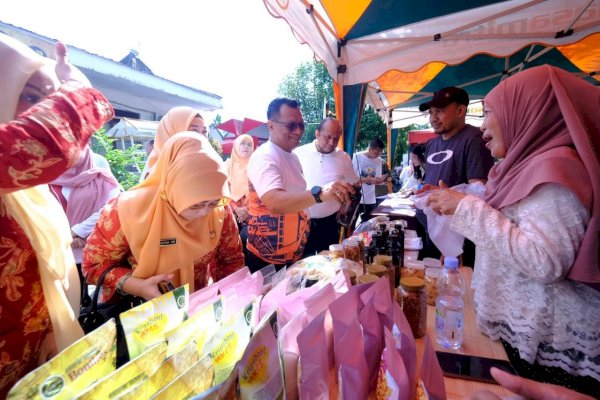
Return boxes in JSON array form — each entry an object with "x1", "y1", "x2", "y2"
[
  {"x1": 263, "y1": 0, "x2": 600, "y2": 158},
  {"x1": 217, "y1": 118, "x2": 244, "y2": 135}
]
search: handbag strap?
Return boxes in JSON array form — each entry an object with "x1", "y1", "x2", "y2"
[{"x1": 88, "y1": 265, "x2": 121, "y2": 313}]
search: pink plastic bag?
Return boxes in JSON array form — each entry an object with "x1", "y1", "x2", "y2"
[
  {"x1": 279, "y1": 311, "x2": 308, "y2": 400},
  {"x1": 215, "y1": 266, "x2": 250, "y2": 293},
  {"x1": 189, "y1": 284, "x2": 219, "y2": 316},
  {"x1": 376, "y1": 325, "x2": 411, "y2": 399},
  {"x1": 259, "y1": 277, "x2": 289, "y2": 321},
  {"x1": 304, "y1": 284, "x2": 336, "y2": 323},
  {"x1": 419, "y1": 334, "x2": 446, "y2": 400},
  {"x1": 329, "y1": 286, "x2": 362, "y2": 376},
  {"x1": 388, "y1": 302, "x2": 418, "y2": 400},
  {"x1": 277, "y1": 284, "x2": 320, "y2": 327},
  {"x1": 360, "y1": 275, "x2": 392, "y2": 317},
  {"x1": 358, "y1": 297, "x2": 383, "y2": 390},
  {"x1": 220, "y1": 270, "x2": 263, "y2": 298},
  {"x1": 297, "y1": 310, "x2": 330, "y2": 400},
  {"x1": 338, "y1": 319, "x2": 369, "y2": 399}
]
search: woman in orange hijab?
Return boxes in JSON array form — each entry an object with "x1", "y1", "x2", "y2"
[
  {"x1": 83, "y1": 133, "x2": 244, "y2": 300},
  {"x1": 139, "y1": 106, "x2": 206, "y2": 181},
  {"x1": 224, "y1": 134, "x2": 255, "y2": 222}
]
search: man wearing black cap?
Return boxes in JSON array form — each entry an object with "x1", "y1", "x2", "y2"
[{"x1": 417, "y1": 87, "x2": 494, "y2": 265}]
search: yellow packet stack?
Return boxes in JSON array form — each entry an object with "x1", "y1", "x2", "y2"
[
  {"x1": 118, "y1": 341, "x2": 199, "y2": 399},
  {"x1": 152, "y1": 355, "x2": 214, "y2": 400},
  {"x1": 7, "y1": 319, "x2": 117, "y2": 400},
  {"x1": 76, "y1": 341, "x2": 167, "y2": 399},
  {"x1": 165, "y1": 297, "x2": 223, "y2": 358},
  {"x1": 120, "y1": 285, "x2": 189, "y2": 359}
]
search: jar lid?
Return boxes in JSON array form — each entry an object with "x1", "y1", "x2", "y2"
[
  {"x1": 329, "y1": 244, "x2": 343, "y2": 252},
  {"x1": 423, "y1": 257, "x2": 442, "y2": 268},
  {"x1": 405, "y1": 260, "x2": 424, "y2": 270},
  {"x1": 342, "y1": 239, "x2": 358, "y2": 246},
  {"x1": 373, "y1": 254, "x2": 392, "y2": 262},
  {"x1": 400, "y1": 277, "x2": 425, "y2": 289},
  {"x1": 425, "y1": 267, "x2": 441, "y2": 278},
  {"x1": 358, "y1": 274, "x2": 380, "y2": 284},
  {"x1": 367, "y1": 264, "x2": 387, "y2": 274}
]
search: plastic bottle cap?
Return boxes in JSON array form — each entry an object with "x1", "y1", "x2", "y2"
[
  {"x1": 400, "y1": 276, "x2": 425, "y2": 289},
  {"x1": 444, "y1": 257, "x2": 459, "y2": 268}
]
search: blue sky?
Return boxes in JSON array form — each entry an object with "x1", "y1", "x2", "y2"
[{"x1": 2, "y1": 0, "x2": 314, "y2": 122}]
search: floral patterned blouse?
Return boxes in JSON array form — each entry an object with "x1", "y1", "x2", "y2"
[
  {"x1": 0, "y1": 84, "x2": 113, "y2": 397},
  {"x1": 82, "y1": 196, "x2": 245, "y2": 302}
]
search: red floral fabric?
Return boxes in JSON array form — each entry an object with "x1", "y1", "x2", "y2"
[
  {"x1": 0, "y1": 85, "x2": 113, "y2": 397},
  {"x1": 83, "y1": 196, "x2": 245, "y2": 302}
]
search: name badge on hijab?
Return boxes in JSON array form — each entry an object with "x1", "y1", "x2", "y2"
[{"x1": 160, "y1": 238, "x2": 177, "y2": 247}]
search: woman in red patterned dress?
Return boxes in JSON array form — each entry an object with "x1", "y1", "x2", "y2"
[
  {"x1": 0, "y1": 35, "x2": 114, "y2": 395},
  {"x1": 83, "y1": 133, "x2": 244, "y2": 302}
]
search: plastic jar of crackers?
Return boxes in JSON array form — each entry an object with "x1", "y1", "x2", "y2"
[
  {"x1": 342, "y1": 239, "x2": 360, "y2": 263},
  {"x1": 402, "y1": 259, "x2": 425, "y2": 280},
  {"x1": 398, "y1": 277, "x2": 427, "y2": 338},
  {"x1": 329, "y1": 244, "x2": 344, "y2": 260},
  {"x1": 424, "y1": 267, "x2": 440, "y2": 306}
]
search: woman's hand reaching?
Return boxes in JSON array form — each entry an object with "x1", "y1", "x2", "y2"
[
  {"x1": 54, "y1": 42, "x2": 91, "y2": 87},
  {"x1": 122, "y1": 273, "x2": 174, "y2": 301}
]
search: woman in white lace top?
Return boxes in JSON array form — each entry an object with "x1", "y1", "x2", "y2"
[{"x1": 427, "y1": 65, "x2": 600, "y2": 397}]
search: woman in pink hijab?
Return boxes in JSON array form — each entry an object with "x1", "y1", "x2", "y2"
[
  {"x1": 50, "y1": 147, "x2": 120, "y2": 301},
  {"x1": 427, "y1": 65, "x2": 600, "y2": 397}
]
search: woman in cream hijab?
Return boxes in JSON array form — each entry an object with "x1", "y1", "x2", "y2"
[
  {"x1": 83, "y1": 133, "x2": 244, "y2": 300},
  {"x1": 139, "y1": 106, "x2": 206, "y2": 180},
  {"x1": 0, "y1": 34, "x2": 113, "y2": 395}
]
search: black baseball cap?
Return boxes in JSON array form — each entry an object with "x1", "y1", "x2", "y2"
[{"x1": 419, "y1": 87, "x2": 469, "y2": 112}]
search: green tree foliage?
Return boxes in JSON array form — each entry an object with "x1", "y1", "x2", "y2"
[
  {"x1": 355, "y1": 106, "x2": 387, "y2": 152},
  {"x1": 91, "y1": 129, "x2": 145, "y2": 190},
  {"x1": 278, "y1": 60, "x2": 335, "y2": 146}
]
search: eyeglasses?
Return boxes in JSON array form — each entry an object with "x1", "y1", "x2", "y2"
[{"x1": 271, "y1": 119, "x2": 306, "y2": 132}]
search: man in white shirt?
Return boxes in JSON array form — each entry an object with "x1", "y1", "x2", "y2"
[
  {"x1": 295, "y1": 118, "x2": 359, "y2": 257},
  {"x1": 352, "y1": 137, "x2": 386, "y2": 222},
  {"x1": 246, "y1": 98, "x2": 355, "y2": 271}
]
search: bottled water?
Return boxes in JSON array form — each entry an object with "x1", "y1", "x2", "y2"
[{"x1": 435, "y1": 257, "x2": 465, "y2": 349}]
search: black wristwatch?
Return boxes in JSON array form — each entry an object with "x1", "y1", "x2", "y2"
[{"x1": 310, "y1": 186, "x2": 323, "y2": 203}]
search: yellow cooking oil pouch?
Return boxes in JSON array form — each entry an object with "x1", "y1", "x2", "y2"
[
  {"x1": 152, "y1": 354, "x2": 214, "y2": 400},
  {"x1": 117, "y1": 341, "x2": 199, "y2": 399},
  {"x1": 205, "y1": 301, "x2": 253, "y2": 385},
  {"x1": 165, "y1": 297, "x2": 223, "y2": 358},
  {"x1": 7, "y1": 319, "x2": 117, "y2": 400},
  {"x1": 76, "y1": 341, "x2": 167, "y2": 399},
  {"x1": 120, "y1": 285, "x2": 189, "y2": 359}
]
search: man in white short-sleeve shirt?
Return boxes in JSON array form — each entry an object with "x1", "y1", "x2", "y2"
[
  {"x1": 352, "y1": 137, "x2": 386, "y2": 222},
  {"x1": 246, "y1": 98, "x2": 355, "y2": 271},
  {"x1": 294, "y1": 118, "x2": 359, "y2": 256}
]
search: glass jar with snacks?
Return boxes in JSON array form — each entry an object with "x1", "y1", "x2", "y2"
[
  {"x1": 425, "y1": 267, "x2": 440, "y2": 306},
  {"x1": 398, "y1": 277, "x2": 427, "y2": 338},
  {"x1": 342, "y1": 239, "x2": 360, "y2": 263},
  {"x1": 402, "y1": 259, "x2": 425, "y2": 280},
  {"x1": 347, "y1": 270, "x2": 357, "y2": 286},
  {"x1": 329, "y1": 244, "x2": 344, "y2": 260},
  {"x1": 366, "y1": 264, "x2": 388, "y2": 278},
  {"x1": 358, "y1": 274, "x2": 379, "y2": 285},
  {"x1": 351, "y1": 236, "x2": 365, "y2": 266},
  {"x1": 373, "y1": 254, "x2": 392, "y2": 267}
]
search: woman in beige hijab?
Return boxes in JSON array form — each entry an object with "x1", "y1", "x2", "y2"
[
  {"x1": 0, "y1": 34, "x2": 113, "y2": 395},
  {"x1": 139, "y1": 106, "x2": 206, "y2": 180},
  {"x1": 83, "y1": 133, "x2": 244, "y2": 300}
]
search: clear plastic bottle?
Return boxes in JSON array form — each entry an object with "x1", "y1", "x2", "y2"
[{"x1": 435, "y1": 257, "x2": 465, "y2": 349}]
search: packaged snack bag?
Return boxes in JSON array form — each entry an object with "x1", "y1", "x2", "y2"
[
  {"x1": 7, "y1": 320, "x2": 117, "y2": 400},
  {"x1": 358, "y1": 297, "x2": 383, "y2": 390},
  {"x1": 77, "y1": 341, "x2": 167, "y2": 399},
  {"x1": 304, "y1": 283, "x2": 335, "y2": 323},
  {"x1": 337, "y1": 319, "x2": 369, "y2": 400},
  {"x1": 297, "y1": 309, "x2": 330, "y2": 400},
  {"x1": 152, "y1": 354, "x2": 214, "y2": 400},
  {"x1": 259, "y1": 277, "x2": 289, "y2": 320},
  {"x1": 279, "y1": 311, "x2": 307, "y2": 400},
  {"x1": 220, "y1": 271, "x2": 263, "y2": 298},
  {"x1": 205, "y1": 301, "x2": 253, "y2": 385},
  {"x1": 118, "y1": 341, "x2": 199, "y2": 399},
  {"x1": 419, "y1": 334, "x2": 446, "y2": 400},
  {"x1": 238, "y1": 310, "x2": 284, "y2": 399},
  {"x1": 276, "y1": 284, "x2": 320, "y2": 327},
  {"x1": 120, "y1": 285, "x2": 189, "y2": 359},
  {"x1": 215, "y1": 267, "x2": 250, "y2": 293},
  {"x1": 329, "y1": 286, "x2": 362, "y2": 375},
  {"x1": 189, "y1": 284, "x2": 219, "y2": 316},
  {"x1": 376, "y1": 326, "x2": 410, "y2": 400},
  {"x1": 165, "y1": 297, "x2": 223, "y2": 357},
  {"x1": 387, "y1": 302, "x2": 418, "y2": 400}
]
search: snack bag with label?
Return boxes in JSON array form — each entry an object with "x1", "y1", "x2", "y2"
[
  {"x1": 7, "y1": 320, "x2": 117, "y2": 400},
  {"x1": 152, "y1": 354, "x2": 214, "y2": 400},
  {"x1": 205, "y1": 301, "x2": 254, "y2": 385},
  {"x1": 237, "y1": 310, "x2": 284, "y2": 399},
  {"x1": 77, "y1": 341, "x2": 167, "y2": 399},
  {"x1": 120, "y1": 285, "x2": 189, "y2": 359},
  {"x1": 376, "y1": 326, "x2": 410, "y2": 400},
  {"x1": 165, "y1": 297, "x2": 224, "y2": 357},
  {"x1": 118, "y1": 341, "x2": 200, "y2": 399}
]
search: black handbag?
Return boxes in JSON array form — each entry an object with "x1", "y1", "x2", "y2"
[{"x1": 78, "y1": 266, "x2": 145, "y2": 334}]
